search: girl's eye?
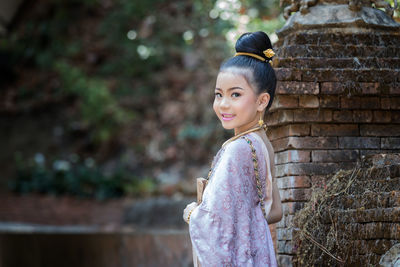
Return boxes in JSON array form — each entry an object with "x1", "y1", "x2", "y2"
[
  {"x1": 232, "y1": 92, "x2": 241, "y2": 97},
  {"x1": 215, "y1": 92, "x2": 222, "y2": 98}
]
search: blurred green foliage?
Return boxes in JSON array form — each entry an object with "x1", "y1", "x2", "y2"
[
  {"x1": 10, "y1": 152, "x2": 156, "y2": 199},
  {"x1": 2, "y1": 0, "x2": 283, "y2": 143},
  {"x1": 2, "y1": 0, "x2": 284, "y2": 198},
  {"x1": 55, "y1": 61, "x2": 134, "y2": 142}
]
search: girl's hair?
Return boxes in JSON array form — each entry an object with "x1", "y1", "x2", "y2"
[{"x1": 219, "y1": 31, "x2": 276, "y2": 112}]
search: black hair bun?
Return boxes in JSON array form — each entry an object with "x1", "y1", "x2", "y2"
[{"x1": 235, "y1": 31, "x2": 274, "y2": 60}]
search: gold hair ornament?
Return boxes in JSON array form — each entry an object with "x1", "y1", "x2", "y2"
[
  {"x1": 234, "y1": 48, "x2": 275, "y2": 64},
  {"x1": 263, "y1": 48, "x2": 275, "y2": 58},
  {"x1": 234, "y1": 52, "x2": 266, "y2": 61}
]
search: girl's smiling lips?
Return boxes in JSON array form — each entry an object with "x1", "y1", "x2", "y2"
[{"x1": 221, "y1": 113, "x2": 236, "y2": 121}]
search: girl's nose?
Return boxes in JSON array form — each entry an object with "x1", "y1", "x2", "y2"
[{"x1": 220, "y1": 97, "x2": 229, "y2": 109}]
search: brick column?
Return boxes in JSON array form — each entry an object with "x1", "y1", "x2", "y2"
[{"x1": 268, "y1": 8, "x2": 400, "y2": 265}]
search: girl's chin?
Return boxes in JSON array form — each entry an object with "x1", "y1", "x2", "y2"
[
  {"x1": 222, "y1": 125, "x2": 235, "y2": 130},
  {"x1": 220, "y1": 121, "x2": 235, "y2": 130}
]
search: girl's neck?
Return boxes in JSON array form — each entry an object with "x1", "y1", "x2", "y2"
[{"x1": 234, "y1": 121, "x2": 259, "y2": 135}]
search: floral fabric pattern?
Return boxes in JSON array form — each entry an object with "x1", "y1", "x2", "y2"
[{"x1": 189, "y1": 133, "x2": 277, "y2": 267}]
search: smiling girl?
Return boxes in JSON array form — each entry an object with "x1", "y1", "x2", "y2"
[{"x1": 183, "y1": 31, "x2": 282, "y2": 266}]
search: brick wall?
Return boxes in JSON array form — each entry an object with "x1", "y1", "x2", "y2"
[
  {"x1": 267, "y1": 31, "x2": 400, "y2": 266},
  {"x1": 293, "y1": 153, "x2": 400, "y2": 265}
]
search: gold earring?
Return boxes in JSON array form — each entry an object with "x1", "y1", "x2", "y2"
[
  {"x1": 258, "y1": 112, "x2": 268, "y2": 131},
  {"x1": 258, "y1": 113, "x2": 264, "y2": 127}
]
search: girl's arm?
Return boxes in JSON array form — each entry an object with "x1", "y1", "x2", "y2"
[{"x1": 266, "y1": 178, "x2": 283, "y2": 224}]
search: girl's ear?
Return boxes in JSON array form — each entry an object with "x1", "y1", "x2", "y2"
[{"x1": 257, "y1": 92, "x2": 270, "y2": 112}]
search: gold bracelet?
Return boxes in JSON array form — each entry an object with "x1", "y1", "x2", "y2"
[{"x1": 187, "y1": 208, "x2": 194, "y2": 223}]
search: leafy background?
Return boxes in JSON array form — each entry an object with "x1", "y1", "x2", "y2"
[{"x1": 0, "y1": 0, "x2": 285, "y2": 199}]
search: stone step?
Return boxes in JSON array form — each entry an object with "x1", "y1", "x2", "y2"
[
  {"x1": 275, "y1": 57, "x2": 400, "y2": 69},
  {"x1": 277, "y1": 33, "x2": 400, "y2": 46},
  {"x1": 0, "y1": 223, "x2": 193, "y2": 267},
  {"x1": 277, "y1": 44, "x2": 400, "y2": 58}
]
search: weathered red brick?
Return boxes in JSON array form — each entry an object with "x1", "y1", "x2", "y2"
[
  {"x1": 265, "y1": 110, "x2": 294, "y2": 126},
  {"x1": 276, "y1": 81, "x2": 319, "y2": 95},
  {"x1": 392, "y1": 111, "x2": 400, "y2": 123},
  {"x1": 332, "y1": 191, "x2": 400, "y2": 210},
  {"x1": 274, "y1": 68, "x2": 302, "y2": 81},
  {"x1": 277, "y1": 240, "x2": 296, "y2": 254},
  {"x1": 311, "y1": 124, "x2": 358, "y2": 136},
  {"x1": 373, "y1": 110, "x2": 392, "y2": 123},
  {"x1": 276, "y1": 215, "x2": 286, "y2": 228},
  {"x1": 360, "y1": 149, "x2": 398, "y2": 157},
  {"x1": 282, "y1": 202, "x2": 305, "y2": 216},
  {"x1": 293, "y1": 109, "x2": 332, "y2": 122},
  {"x1": 271, "y1": 136, "x2": 338, "y2": 152},
  {"x1": 359, "y1": 82, "x2": 379, "y2": 94},
  {"x1": 320, "y1": 95, "x2": 340, "y2": 108},
  {"x1": 269, "y1": 95, "x2": 299, "y2": 111},
  {"x1": 390, "y1": 97, "x2": 400, "y2": 109},
  {"x1": 381, "y1": 137, "x2": 400, "y2": 149},
  {"x1": 360, "y1": 97, "x2": 380, "y2": 109},
  {"x1": 390, "y1": 83, "x2": 400, "y2": 95},
  {"x1": 267, "y1": 124, "x2": 310, "y2": 140},
  {"x1": 333, "y1": 110, "x2": 353, "y2": 122},
  {"x1": 302, "y1": 70, "x2": 342, "y2": 82},
  {"x1": 275, "y1": 162, "x2": 354, "y2": 177},
  {"x1": 277, "y1": 176, "x2": 311, "y2": 189},
  {"x1": 299, "y1": 95, "x2": 319, "y2": 108},
  {"x1": 334, "y1": 208, "x2": 400, "y2": 224},
  {"x1": 277, "y1": 254, "x2": 293, "y2": 267},
  {"x1": 280, "y1": 188, "x2": 312, "y2": 202},
  {"x1": 341, "y1": 96, "x2": 361, "y2": 109},
  {"x1": 381, "y1": 97, "x2": 391, "y2": 110},
  {"x1": 338, "y1": 137, "x2": 380, "y2": 148},
  {"x1": 353, "y1": 110, "x2": 373, "y2": 122},
  {"x1": 275, "y1": 150, "x2": 311, "y2": 164},
  {"x1": 277, "y1": 227, "x2": 295, "y2": 240},
  {"x1": 360, "y1": 124, "x2": 400, "y2": 136},
  {"x1": 304, "y1": 69, "x2": 394, "y2": 83},
  {"x1": 312, "y1": 150, "x2": 359, "y2": 162},
  {"x1": 321, "y1": 82, "x2": 346, "y2": 94}
]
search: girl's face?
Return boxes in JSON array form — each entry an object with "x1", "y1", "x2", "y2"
[{"x1": 213, "y1": 71, "x2": 267, "y2": 135}]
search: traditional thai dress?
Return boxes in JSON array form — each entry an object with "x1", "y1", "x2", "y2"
[{"x1": 189, "y1": 132, "x2": 277, "y2": 266}]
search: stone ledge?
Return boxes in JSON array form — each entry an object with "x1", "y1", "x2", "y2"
[
  {"x1": 278, "y1": 44, "x2": 400, "y2": 58},
  {"x1": 276, "y1": 32, "x2": 400, "y2": 46},
  {"x1": 277, "y1": 5, "x2": 400, "y2": 37},
  {"x1": 276, "y1": 162, "x2": 356, "y2": 177},
  {"x1": 275, "y1": 57, "x2": 400, "y2": 69},
  {"x1": 272, "y1": 136, "x2": 338, "y2": 152}
]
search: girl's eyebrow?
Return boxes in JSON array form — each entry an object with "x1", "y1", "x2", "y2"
[{"x1": 215, "y1": 87, "x2": 244, "y2": 91}]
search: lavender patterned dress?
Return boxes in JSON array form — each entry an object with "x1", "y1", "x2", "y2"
[{"x1": 189, "y1": 132, "x2": 277, "y2": 267}]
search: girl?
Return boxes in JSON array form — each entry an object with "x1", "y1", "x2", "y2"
[{"x1": 183, "y1": 31, "x2": 283, "y2": 266}]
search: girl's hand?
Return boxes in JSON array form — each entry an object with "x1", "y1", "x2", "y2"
[{"x1": 183, "y1": 202, "x2": 198, "y2": 224}]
